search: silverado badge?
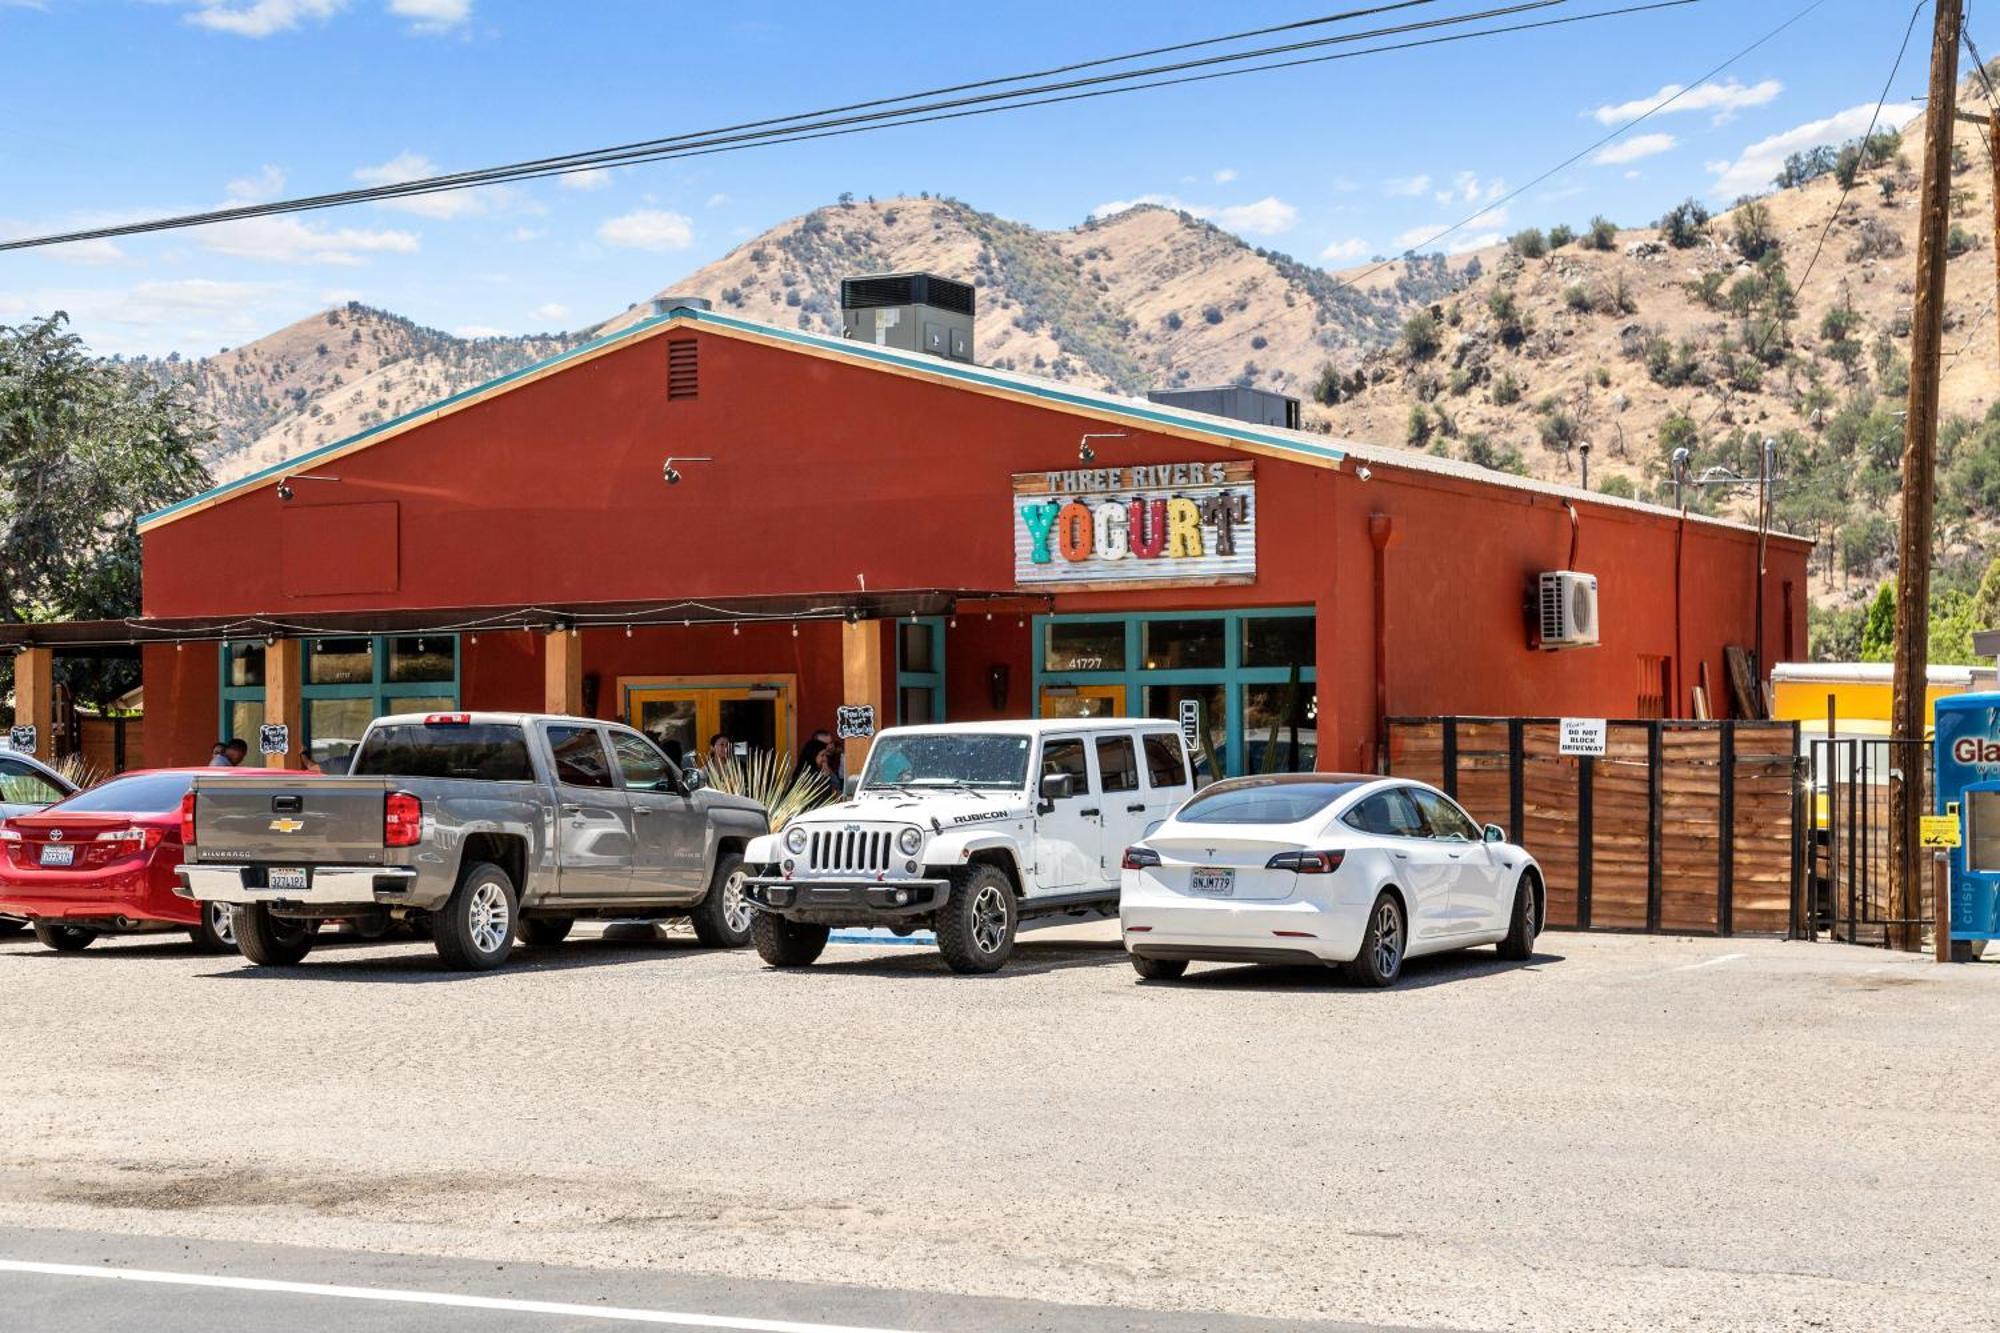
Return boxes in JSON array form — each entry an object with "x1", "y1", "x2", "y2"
[{"x1": 268, "y1": 818, "x2": 306, "y2": 834}]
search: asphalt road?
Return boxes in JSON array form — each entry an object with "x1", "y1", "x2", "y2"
[
  {"x1": 0, "y1": 1226, "x2": 1425, "y2": 1332},
  {"x1": 1, "y1": 923, "x2": 1997, "y2": 1332}
]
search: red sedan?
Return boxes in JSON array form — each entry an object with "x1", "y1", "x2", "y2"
[{"x1": 0, "y1": 768, "x2": 284, "y2": 953}]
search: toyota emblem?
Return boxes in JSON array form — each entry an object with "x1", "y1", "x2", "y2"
[{"x1": 47, "y1": 829, "x2": 62, "y2": 841}]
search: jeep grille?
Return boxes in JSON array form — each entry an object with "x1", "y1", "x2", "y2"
[{"x1": 810, "y1": 828, "x2": 893, "y2": 875}]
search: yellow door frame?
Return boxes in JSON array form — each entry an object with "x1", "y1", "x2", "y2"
[
  {"x1": 618, "y1": 673, "x2": 799, "y2": 760},
  {"x1": 1039, "y1": 683, "x2": 1127, "y2": 718}
]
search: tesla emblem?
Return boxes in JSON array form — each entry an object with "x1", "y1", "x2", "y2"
[
  {"x1": 268, "y1": 818, "x2": 305, "y2": 834},
  {"x1": 47, "y1": 829, "x2": 62, "y2": 841},
  {"x1": 1203, "y1": 847, "x2": 1215, "y2": 857}
]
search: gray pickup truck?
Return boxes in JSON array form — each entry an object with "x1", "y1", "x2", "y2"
[{"x1": 177, "y1": 711, "x2": 768, "y2": 971}]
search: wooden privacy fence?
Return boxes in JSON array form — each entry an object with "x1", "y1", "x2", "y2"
[{"x1": 1386, "y1": 717, "x2": 1803, "y2": 937}]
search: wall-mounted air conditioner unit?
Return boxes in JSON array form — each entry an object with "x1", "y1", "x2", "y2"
[{"x1": 1535, "y1": 570, "x2": 1599, "y2": 650}]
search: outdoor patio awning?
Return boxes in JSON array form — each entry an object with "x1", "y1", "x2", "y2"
[{"x1": 0, "y1": 588, "x2": 1052, "y2": 659}]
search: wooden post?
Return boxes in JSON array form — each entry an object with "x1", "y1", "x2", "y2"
[
  {"x1": 1890, "y1": 0, "x2": 1963, "y2": 953},
  {"x1": 1719, "y1": 721, "x2": 1737, "y2": 937},
  {"x1": 13, "y1": 646, "x2": 53, "y2": 761},
  {"x1": 841, "y1": 619, "x2": 887, "y2": 774},
  {"x1": 262, "y1": 638, "x2": 303, "y2": 769},
  {"x1": 544, "y1": 628, "x2": 582, "y2": 717}
]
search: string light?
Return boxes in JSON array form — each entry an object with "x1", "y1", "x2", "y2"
[
  {"x1": 732, "y1": 623, "x2": 740, "y2": 636},
  {"x1": 791, "y1": 622, "x2": 799, "y2": 638},
  {"x1": 469, "y1": 634, "x2": 478, "y2": 645}
]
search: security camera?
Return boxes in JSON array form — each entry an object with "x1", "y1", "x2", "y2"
[
  {"x1": 1079, "y1": 443, "x2": 1095, "y2": 464},
  {"x1": 1355, "y1": 465, "x2": 1372, "y2": 481},
  {"x1": 276, "y1": 482, "x2": 294, "y2": 502}
]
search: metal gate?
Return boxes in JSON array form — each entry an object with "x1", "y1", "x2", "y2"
[{"x1": 1804, "y1": 736, "x2": 1934, "y2": 945}]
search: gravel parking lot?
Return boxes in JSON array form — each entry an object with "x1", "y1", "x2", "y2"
[{"x1": 0, "y1": 922, "x2": 1995, "y2": 1332}]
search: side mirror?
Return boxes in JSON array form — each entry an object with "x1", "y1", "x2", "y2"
[
  {"x1": 842, "y1": 774, "x2": 860, "y2": 799},
  {"x1": 681, "y1": 766, "x2": 707, "y2": 793},
  {"x1": 1039, "y1": 772, "x2": 1074, "y2": 802},
  {"x1": 1483, "y1": 823, "x2": 1506, "y2": 844}
]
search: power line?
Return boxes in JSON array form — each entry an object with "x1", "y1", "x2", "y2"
[{"x1": 0, "y1": 0, "x2": 1689, "y2": 254}]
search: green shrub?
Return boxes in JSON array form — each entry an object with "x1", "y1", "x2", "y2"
[
  {"x1": 1587, "y1": 215, "x2": 1618, "y2": 250},
  {"x1": 1564, "y1": 283, "x2": 1592, "y2": 312},
  {"x1": 1401, "y1": 309, "x2": 1442, "y2": 360},
  {"x1": 1548, "y1": 223, "x2": 1576, "y2": 249},
  {"x1": 1510, "y1": 228, "x2": 1548, "y2": 260},
  {"x1": 1407, "y1": 403, "x2": 1431, "y2": 446},
  {"x1": 1598, "y1": 473, "x2": 1637, "y2": 499},
  {"x1": 1202, "y1": 304, "x2": 1224, "y2": 325},
  {"x1": 1731, "y1": 200, "x2": 1779, "y2": 261},
  {"x1": 1488, "y1": 287, "x2": 1527, "y2": 346},
  {"x1": 1689, "y1": 271, "x2": 1727, "y2": 310},
  {"x1": 1492, "y1": 370, "x2": 1523, "y2": 406},
  {"x1": 1947, "y1": 224, "x2": 1977, "y2": 258},
  {"x1": 1658, "y1": 197, "x2": 1710, "y2": 248}
]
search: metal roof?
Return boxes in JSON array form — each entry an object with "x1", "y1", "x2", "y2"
[{"x1": 138, "y1": 303, "x2": 1809, "y2": 548}]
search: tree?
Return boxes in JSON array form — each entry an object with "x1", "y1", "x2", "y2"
[
  {"x1": 1509, "y1": 228, "x2": 1547, "y2": 260},
  {"x1": 0, "y1": 314, "x2": 213, "y2": 707},
  {"x1": 1730, "y1": 200, "x2": 1779, "y2": 261},
  {"x1": 1586, "y1": 216, "x2": 1618, "y2": 250},
  {"x1": 1548, "y1": 223, "x2": 1576, "y2": 250},
  {"x1": 1860, "y1": 584, "x2": 1896, "y2": 663},
  {"x1": 1657, "y1": 197, "x2": 1710, "y2": 248},
  {"x1": 1400, "y1": 309, "x2": 1441, "y2": 360}
]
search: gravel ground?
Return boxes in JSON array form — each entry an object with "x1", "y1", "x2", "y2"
[{"x1": 0, "y1": 922, "x2": 1995, "y2": 1332}]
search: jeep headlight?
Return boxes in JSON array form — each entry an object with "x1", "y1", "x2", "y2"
[
  {"x1": 897, "y1": 827, "x2": 924, "y2": 856},
  {"x1": 784, "y1": 825, "x2": 809, "y2": 854}
]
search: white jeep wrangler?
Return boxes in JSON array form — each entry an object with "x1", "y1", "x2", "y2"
[{"x1": 742, "y1": 718, "x2": 1196, "y2": 973}]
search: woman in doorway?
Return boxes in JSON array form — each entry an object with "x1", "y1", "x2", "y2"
[{"x1": 708, "y1": 733, "x2": 735, "y2": 772}]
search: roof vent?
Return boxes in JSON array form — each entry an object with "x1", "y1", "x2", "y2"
[
  {"x1": 651, "y1": 295, "x2": 713, "y2": 317},
  {"x1": 840, "y1": 272, "x2": 974, "y2": 362},
  {"x1": 1147, "y1": 385, "x2": 1301, "y2": 430}
]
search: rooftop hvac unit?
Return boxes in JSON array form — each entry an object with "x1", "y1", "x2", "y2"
[{"x1": 1535, "y1": 571, "x2": 1599, "y2": 650}]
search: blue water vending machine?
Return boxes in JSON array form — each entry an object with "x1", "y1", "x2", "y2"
[{"x1": 1932, "y1": 692, "x2": 2000, "y2": 942}]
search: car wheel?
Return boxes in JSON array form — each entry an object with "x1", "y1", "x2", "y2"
[
  {"x1": 1345, "y1": 892, "x2": 1405, "y2": 988},
  {"x1": 434, "y1": 861, "x2": 518, "y2": 972},
  {"x1": 31, "y1": 921, "x2": 95, "y2": 952},
  {"x1": 0, "y1": 916, "x2": 26, "y2": 936},
  {"x1": 518, "y1": 916, "x2": 574, "y2": 947},
  {"x1": 750, "y1": 912, "x2": 829, "y2": 968},
  {"x1": 1130, "y1": 954, "x2": 1188, "y2": 981},
  {"x1": 231, "y1": 904, "x2": 316, "y2": 966},
  {"x1": 689, "y1": 852, "x2": 753, "y2": 948},
  {"x1": 1496, "y1": 872, "x2": 1540, "y2": 962},
  {"x1": 188, "y1": 901, "x2": 237, "y2": 953},
  {"x1": 935, "y1": 864, "x2": 1017, "y2": 975}
]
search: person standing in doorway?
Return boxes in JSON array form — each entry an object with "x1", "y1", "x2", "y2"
[{"x1": 708, "y1": 733, "x2": 734, "y2": 771}]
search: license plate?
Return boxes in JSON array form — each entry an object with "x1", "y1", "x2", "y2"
[
  {"x1": 37, "y1": 844, "x2": 74, "y2": 867},
  {"x1": 267, "y1": 867, "x2": 309, "y2": 891},
  {"x1": 1190, "y1": 867, "x2": 1235, "y2": 897}
]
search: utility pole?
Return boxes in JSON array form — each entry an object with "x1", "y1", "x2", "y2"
[{"x1": 1891, "y1": 0, "x2": 1962, "y2": 953}]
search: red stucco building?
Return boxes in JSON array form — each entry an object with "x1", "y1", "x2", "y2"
[{"x1": 9, "y1": 296, "x2": 1811, "y2": 777}]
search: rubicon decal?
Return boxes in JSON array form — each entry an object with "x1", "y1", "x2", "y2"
[{"x1": 1012, "y1": 460, "x2": 1255, "y2": 588}]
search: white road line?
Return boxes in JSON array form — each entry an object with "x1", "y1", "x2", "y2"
[
  {"x1": 1676, "y1": 953, "x2": 1747, "y2": 971},
  {"x1": 0, "y1": 1259, "x2": 929, "y2": 1332}
]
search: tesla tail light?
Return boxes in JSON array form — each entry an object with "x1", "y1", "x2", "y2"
[
  {"x1": 180, "y1": 793, "x2": 197, "y2": 844},
  {"x1": 384, "y1": 791, "x2": 423, "y2": 847},
  {"x1": 1121, "y1": 846, "x2": 1161, "y2": 870},
  {"x1": 1267, "y1": 850, "x2": 1345, "y2": 874}
]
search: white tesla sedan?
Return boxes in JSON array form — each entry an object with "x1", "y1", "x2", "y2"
[{"x1": 1120, "y1": 774, "x2": 1543, "y2": 987}]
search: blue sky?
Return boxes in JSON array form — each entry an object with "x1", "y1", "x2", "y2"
[{"x1": 0, "y1": 0, "x2": 1938, "y2": 357}]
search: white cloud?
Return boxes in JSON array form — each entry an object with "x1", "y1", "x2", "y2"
[
  {"x1": 1590, "y1": 78, "x2": 1784, "y2": 127},
  {"x1": 1212, "y1": 167, "x2": 1238, "y2": 184},
  {"x1": 1707, "y1": 100, "x2": 1922, "y2": 197},
  {"x1": 318, "y1": 288, "x2": 363, "y2": 304},
  {"x1": 226, "y1": 165, "x2": 286, "y2": 202},
  {"x1": 1441, "y1": 171, "x2": 1505, "y2": 205},
  {"x1": 559, "y1": 167, "x2": 613, "y2": 191},
  {"x1": 388, "y1": 0, "x2": 469, "y2": 33},
  {"x1": 1593, "y1": 133, "x2": 1678, "y2": 166},
  {"x1": 181, "y1": 0, "x2": 344, "y2": 37},
  {"x1": 509, "y1": 226, "x2": 547, "y2": 242},
  {"x1": 201, "y1": 215, "x2": 419, "y2": 264},
  {"x1": 1448, "y1": 232, "x2": 1504, "y2": 255},
  {"x1": 1319, "y1": 237, "x2": 1371, "y2": 263},
  {"x1": 1384, "y1": 174, "x2": 1432, "y2": 197},
  {"x1": 534, "y1": 302, "x2": 568, "y2": 322},
  {"x1": 354, "y1": 151, "x2": 518, "y2": 218},
  {"x1": 704, "y1": 192, "x2": 732, "y2": 208},
  {"x1": 597, "y1": 209, "x2": 695, "y2": 251},
  {"x1": 45, "y1": 239, "x2": 127, "y2": 266},
  {"x1": 1394, "y1": 205, "x2": 1508, "y2": 254},
  {"x1": 1090, "y1": 192, "x2": 1298, "y2": 237},
  {"x1": 454, "y1": 324, "x2": 505, "y2": 338}
]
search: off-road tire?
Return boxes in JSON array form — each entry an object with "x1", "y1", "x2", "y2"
[
  {"x1": 187, "y1": 900, "x2": 237, "y2": 953},
  {"x1": 935, "y1": 864, "x2": 1018, "y2": 975},
  {"x1": 434, "y1": 860, "x2": 518, "y2": 972},
  {"x1": 689, "y1": 852, "x2": 753, "y2": 948},
  {"x1": 32, "y1": 921, "x2": 95, "y2": 952},
  {"x1": 1130, "y1": 954, "x2": 1189, "y2": 981},
  {"x1": 1344, "y1": 891, "x2": 1405, "y2": 989},
  {"x1": 518, "y1": 916, "x2": 574, "y2": 947},
  {"x1": 751, "y1": 912, "x2": 829, "y2": 968},
  {"x1": 1496, "y1": 873, "x2": 1539, "y2": 961},
  {"x1": 232, "y1": 904, "x2": 316, "y2": 966}
]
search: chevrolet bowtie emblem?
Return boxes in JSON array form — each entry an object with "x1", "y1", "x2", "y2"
[{"x1": 268, "y1": 818, "x2": 305, "y2": 834}]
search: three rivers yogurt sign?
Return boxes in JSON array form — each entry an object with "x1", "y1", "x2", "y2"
[{"x1": 1013, "y1": 460, "x2": 1256, "y2": 589}]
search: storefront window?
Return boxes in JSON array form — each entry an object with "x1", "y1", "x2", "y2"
[
  {"x1": 308, "y1": 638, "x2": 374, "y2": 685},
  {"x1": 388, "y1": 636, "x2": 456, "y2": 683},
  {"x1": 1141, "y1": 618, "x2": 1225, "y2": 670},
  {"x1": 1243, "y1": 685, "x2": 1317, "y2": 773},
  {"x1": 1242, "y1": 615, "x2": 1315, "y2": 669},
  {"x1": 1144, "y1": 683, "x2": 1227, "y2": 779},
  {"x1": 897, "y1": 618, "x2": 945, "y2": 725},
  {"x1": 225, "y1": 700, "x2": 265, "y2": 747},
  {"x1": 1045, "y1": 621, "x2": 1125, "y2": 672},
  {"x1": 898, "y1": 622, "x2": 935, "y2": 674},
  {"x1": 308, "y1": 698, "x2": 374, "y2": 770},
  {"x1": 224, "y1": 642, "x2": 266, "y2": 688}
]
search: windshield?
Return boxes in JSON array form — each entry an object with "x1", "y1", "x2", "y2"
[
  {"x1": 54, "y1": 772, "x2": 196, "y2": 815},
  {"x1": 1176, "y1": 778, "x2": 1369, "y2": 825},
  {"x1": 862, "y1": 733, "x2": 1032, "y2": 792}
]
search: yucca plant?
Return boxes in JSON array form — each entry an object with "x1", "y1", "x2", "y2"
[
  {"x1": 50, "y1": 753, "x2": 108, "y2": 791},
  {"x1": 703, "y1": 748, "x2": 834, "y2": 830}
]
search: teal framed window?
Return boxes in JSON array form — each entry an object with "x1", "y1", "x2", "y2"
[
  {"x1": 219, "y1": 634, "x2": 461, "y2": 768},
  {"x1": 1031, "y1": 609, "x2": 1316, "y2": 778},
  {"x1": 896, "y1": 617, "x2": 947, "y2": 725}
]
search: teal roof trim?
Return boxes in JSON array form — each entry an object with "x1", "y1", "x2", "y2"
[{"x1": 141, "y1": 302, "x2": 1343, "y2": 528}]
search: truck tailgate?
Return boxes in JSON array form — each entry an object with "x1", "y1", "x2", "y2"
[{"x1": 189, "y1": 775, "x2": 395, "y2": 865}]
